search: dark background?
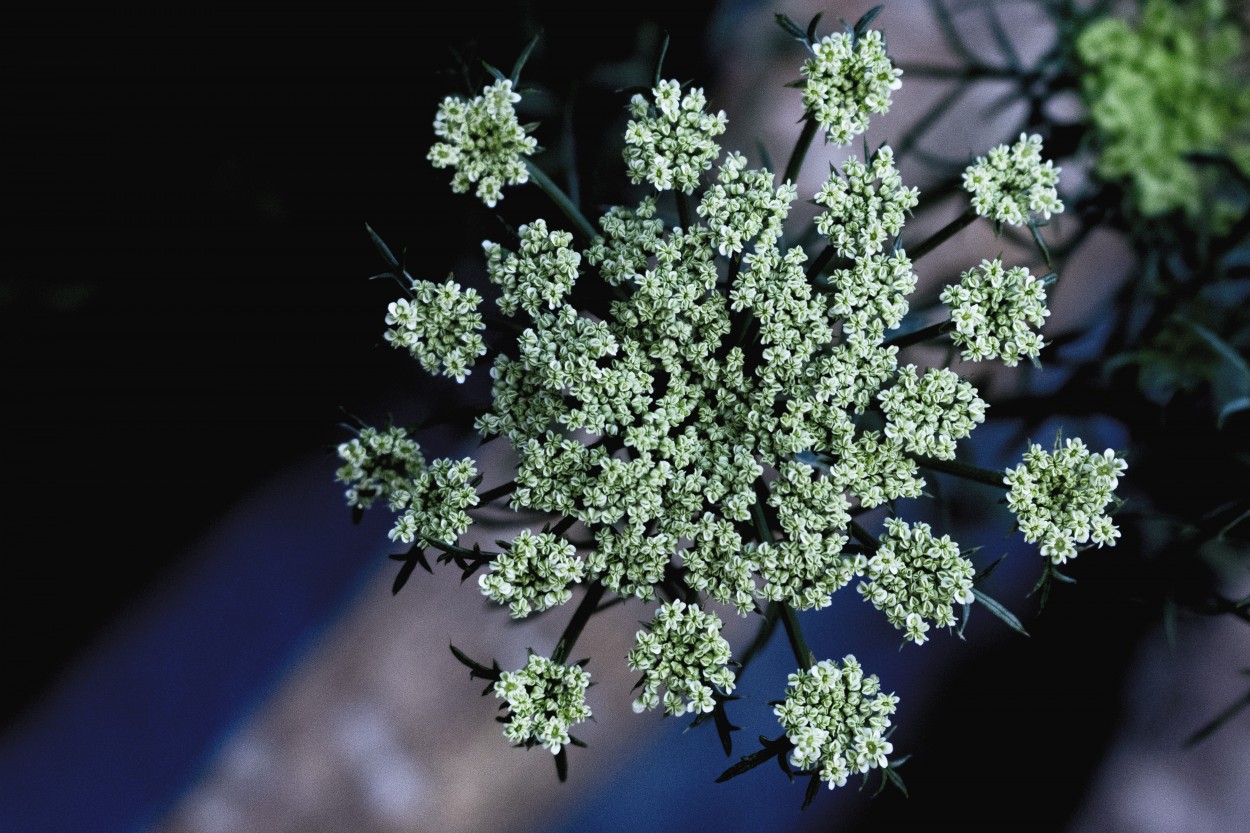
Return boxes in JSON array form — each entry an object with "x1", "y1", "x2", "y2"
[{"x1": 3, "y1": 0, "x2": 721, "y2": 727}]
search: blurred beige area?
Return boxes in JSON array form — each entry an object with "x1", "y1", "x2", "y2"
[{"x1": 152, "y1": 2, "x2": 1248, "y2": 832}]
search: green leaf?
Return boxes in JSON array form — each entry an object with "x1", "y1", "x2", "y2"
[
  {"x1": 775, "y1": 13, "x2": 808, "y2": 44},
  {"x1": 802, "y1": 771, "x2": 822, "y2": 808},
  {"x1": 971, "y1": 588, "x2": 1030, "y2": 637},
  {"x1": 365, "y1": 223, "x2": 400, "y2": 270},
  {"x1": 449, "y1": 644, "x2": 502, "y2": 683},
  {"x1": 715, "y1": 736, "x2": 790, "y2": 782},
  {"x1": 482, "y1": 61, "x2": 506, "y2": 82},
  {"x1": 1180, "y1": 319, "x2": 1250, "y2": 429},
  {"x1": 852, "y1": 5, "x2": 884, "y2": 41},
  {"x1": 805, "y1": 12, "x2": 824, "y2": 45},
  {"x1": 973, "y1": 554, "x2": 1007, "y2": 585},
  {"x1": 653, "y1": 32, "x2": 671, "y2": 89},
  {"x1": 388, "y1": 546, "x2": 432, "y2": 595},
  {"x1": 554, "y1": 746, "x2": 569, "y2": 782},
  {"x1": 510, "y1": 35, "x2": 540, "y2": 85}
]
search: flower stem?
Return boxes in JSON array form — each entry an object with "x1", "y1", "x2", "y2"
[
  {"x1": 913, "y1": 454, "x2": 1005, "y2": 488},
  {"x1": 779, "y1": 603, "x2": 814, "y2": 671},
  {"x1": 782, "y1": 117, "x2": 819, "y2": 186},
  {"x1": 908, "y1": 205, "x2": 978, "y2": 262},
  {"x1": 525, "y1": 160, "x2": 598, "y2": 242},
  {"x1": 477, "y1": 480, "x2": 518, "y2": 504},
  {"x1": 805, "y1": 243, "x2": 837, "y2": 284},
  {"x1": 551, "y1": 580, "x2": 607, "y2": 665},
  {"x1": 883, "y1": 318, "x2": 954, "y2": 349}
]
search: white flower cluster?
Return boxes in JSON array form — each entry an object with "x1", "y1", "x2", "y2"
[
  {"x1": 428, "y1": 78, "x2": 538, "y2": 207},
  {"x1": 774, "y1": 655, "x2": 898, "y2": 789},
  {"x1": 878, "y1": 365, "x2": 987, "y2": 460},
  {"x1": 628, "y1": 600, "x2": 737, "y2": 716},
  {"x1": 384, "y1": 277, "x2": 488, "y2": 383},
  {"x1": 826, "y1": 250, "x2": 918, "y2": 342},
  {"x1": 335, "y1": 425, "x2": 425, "y2": 510},
  {"x1": 1005, "y1": 437, "x2": 1127, "y2": 564},
  {"x1": 756, "y1": 461, "x2": 867, "y2": 611},
  {"x1": 697, "y1": 152, "x2": 798, "y2": 256},
  {"x1": 624, "y1": 79, "x2": 728, "y2": 194},
  {"x1": 963, "y1": 133, "x2": 1064, "y2": 226},
  {"x1": 801, "y1": 29, "x2": 903, "y2": 145},
  {"x1": 940, "y1": 258, "x2": 1050, "y2": 366},
  {"x1": 479, "y1": 530, "x2": 586, "y2": 618},
  {"x1": 388, "y1": 457, "x2": 479, "y2": 546},
  {"x1": 814, "y1": 146, "x2": 918, "y2": 260},
  {"x1": 858, "y1": 518, "x2": 975, "y2": 644},
  {"x1": 494, "y1": 654, "x2": 592, "y2": 754},
  {"x1": 483, "y1": 219, "x2": 582, "y2": 317}
]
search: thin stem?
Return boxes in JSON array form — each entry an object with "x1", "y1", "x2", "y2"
[
  {"x1": 913, "y1": 454, "x2": 1005, "y2": 488},
  {"x1": 551, "y1": 581, "x2": 608, "y2": 665},
  {"x1": 477, "y1": 480, "x2": 518, "y2": 504},
  {"x1": 525, "y1": 160, "x2": 597, "y2": 242},
  {"x1": 735, "y1": 602, "x2": 781, "y2": 679},
  {"x1": 676, "y1": 189, "x2": 692, "y2": 230},
  {"x1": 805, "y1": 243, "x2": 837, "y2": 284},
  {"x1": 783, "y1": 117, "x2": 819, "y2": 187},
  {"x1": 849, "y1": 520, "x2": 880, "y2": 552},
  {"x1": 883, "y1": 318, "x2": 954, "y2": 349},
  {"x1": 751, "y1": 492, "x2": 814, "y2": 671},
  {"x1": 907, "y1": 205, "x2": 978, "y2": 262},
  {"x1": 779, "y1": 603, "x2": 814, "y2": 671}
]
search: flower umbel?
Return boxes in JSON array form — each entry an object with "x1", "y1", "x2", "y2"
[
  {"x1": 628, "y1": 600, "x2": 737, "y2": 716},
  {"x1": 963, "y1": 133, "x2": 1064, "y2": 226},
  {"x1": 428, "y1": 78, "x2": 538, "y2": 207},
  {"x1": 940, "y1": 258, "x2": 1050, "y2": 367},
  {"x1": 1005, "y1": 436, "x2": 1127, "y2": 564},
  {"x1": 494, "y1": 654, "x2": 592, "y2": 754},
  {"x1": 800, "y1": 29, "x2": 902, "y2": 146},
  {"x1": 774, "y1": 655, "x2": 898, "y2": 789}
]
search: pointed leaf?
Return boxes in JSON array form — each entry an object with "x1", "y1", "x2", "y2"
[
  {"x1": 775, "y1": 13, "x2": 808, "y2": 43},
  {"x1": 971, "y1": 588, "x2": 1030, "y2": 637},
  {"x1": 482, "y1": 61, "x2": 506, "y2": 82},
  {"x1": 510, "y1": 35, "x2": 541, "y2": 85},
  {"x1": 805, "y1": 12, "x2": 824, "y2": 45},
  {"x1": 365, "y1": 223, "x2": 400, "y2": 270},
  {"x1": 853, "y1": 5, "x2": 884, "y2": 39},
  {"x1": 973, "y1": 554, "x2": 1007, "y2": 585},
  {"x1": 653, "y1": 32, "x2": 671, "y2": 88},
  {"x1": 555, "y1": 746, "x2": 569, "y2": 782},
  {"x1": 802, "y1": 771, "x2": 822, "y2": 808}
]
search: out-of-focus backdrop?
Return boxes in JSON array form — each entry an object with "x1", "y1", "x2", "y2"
[{"x1": 4, "y1": 1, "x2": 1248, "y2": 832}]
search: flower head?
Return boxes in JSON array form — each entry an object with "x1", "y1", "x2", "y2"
[
  {"x1": 428, "y1": 78, "x2": 538, "y2": 207},
  {"x1": 384, "y1": 277, "x2": 488, "y2": 382},
  {"x1": 814, "y1": 145, "x2": 918, "y2": 260},
  {"x1": 479, "y1": 530, "x2": 586, "y2": 618},
  {"x1": 1005, "y1": 436, "x2": 1127, "y2": 563},
  {"x1": 494, "y1": 654, "x2": 592, "y2": 754},
  {"x1": 774, "y1": 655, "x2": 898, "y2": 789},
  {"x1": 335, "y1": 425, "x2": 425, "y2": 510},
  {"x1": 940, "y1": 258, "x2": 1050, "y2": 366},
  {"x1": 628, "y1": 600, "x2": 736, "y2": 716},
  {"x1": 857, "y1": 518, "x2": 975, "y2": 644},
  {"x1": 623, "y1": 79, "x2": 727, "y2": 194},
  {"x1": 963, "y1": 133, "x2": 1064, "y2": 225},
  {"x1": 801, "y1": 29, "x2": 902, "y2": 145}
]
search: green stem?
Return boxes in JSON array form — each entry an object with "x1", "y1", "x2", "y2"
[
  {"x1": 551, "y1": 581, "x2": 607, "y2": 665},
  {"x1": 849, "y1": 520, "x2": 880, "y2": 552},
  {"x1": 883, "y1": 318, "x2": 954, "y2": 349},
  {"x1": 908, "y1": 205, "x2": 978, "y2": 263},
  {"x1": 805, "y1": 243, "x2": 837, "y2": 285},
  {"x1": 913, "y1": 455, "x2": 1005, "y2": 488},
  {"x1": 525, "y1": 160, "x2": 598, "y2": 242},
  {"x1": 750, "y1": 492, "x2": 814, "y2": 670},
  {"x1": 782, "y1": 117, "x2": 819, "y2": 186},
  {"x1": 779, "y1": 603, "x2": 814, "y2": 671},
  {"x1": 735, "y1": 602, "x2": 781, "y2": 678},
  {"x1": 477, "y1": 480, "x2": 518, "y2": 504},
  {"x1": 677, "y1": 190, "x2": 692, "y2": 230}
]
